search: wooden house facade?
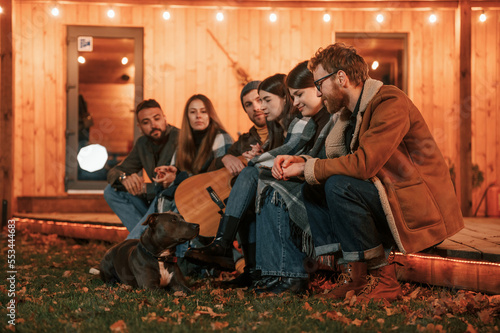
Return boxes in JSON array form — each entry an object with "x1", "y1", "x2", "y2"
[{"x1": 1, "y1": 0, "x2": 499, "y2": 218}]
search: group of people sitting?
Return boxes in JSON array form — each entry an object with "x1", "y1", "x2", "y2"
[{"x1": 104, "y1": 43, "x2": 464, "y2": 301}]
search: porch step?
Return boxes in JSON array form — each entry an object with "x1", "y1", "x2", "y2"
[{"x1": 17, "y1": 195, "x2": 112, "y2": 213}]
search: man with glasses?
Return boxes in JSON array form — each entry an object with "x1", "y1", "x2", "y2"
[{"x1": 275, "y1": 43, "x2": 463, "y2": 301}]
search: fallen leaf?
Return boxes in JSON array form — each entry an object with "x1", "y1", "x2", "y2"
[
  {"x1": 351, "y1": 319, "x2": 363, "y2": 326},
  {"x1": 62, "y1": 271, "x2": 72, "y2": 278},
  {"x1": 211, "y1": 321, "x2": 229, "y2": 330},
  {"x1": 409, "y1": 287, "x2": 421, "y2": 299},
  {"x1": 194, "y1": 306, "x2": 227, "y2": 318},
  {"x1": 173, "y1": 291, "x2": 187, "y2": 297},
  {"x1": 478, "y1": 309, "x2": 493, "y2": 325},
  {"x1": 237, "y1": 289, "x2": 245, "y2": 300},
  {"x1": 110, "y1": 320, "x2": 128, "y2": 333},
  {"x1": 385, "y1": 307, "x2": 396, "y2": 316},
  {"x1": 377, "y1": 318, "x2": 385, "y2": 324},
  {"x1": 306, "y1": 312, "x2": 324, "y2": 322},
  {"x1": 303, "y1": 302, "x2": 313, "y2": 312}
]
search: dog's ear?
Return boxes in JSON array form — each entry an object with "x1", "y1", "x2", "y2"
[{"x1": 142, "y1": 213, "x2": 159, "y2": 227}]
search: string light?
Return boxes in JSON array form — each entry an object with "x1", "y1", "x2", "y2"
[
  {"x1": 376, "y1": 13, "x2": 384, "y2": 23},
  {"x1": 51, "y1": 6, "x2": 60, "y2": 16},
  {"x1": 162, "y1": 10, "x2": 171, "y2": 20},
  {"x1": 323, "y1": 12, "x2": 331, "y2": 22},
  {"x1": 16, "y1": 218, "x2": 128, "y2": 231},
  {"x1": 479, "y1": 11, "x2": 487, "y2": 22},
  {"x1": 371, "y1": 61, "x2": 379, "y2": 70},
  {"x1": 429, "y1": 13, "x2": 437, "y2": 23},
  {"x1": 107, "y1": 8, "x2": 115, "y2": 18},
  {"x1": 269, "y1": 12, "x2": 277, "y2": 22},
  {"x1": 77, "y1": 56, "x2": 86, "y2": 64},
  {"x1": 216, "y1": 11, "x2": 224, "y2": 22},
  {"x1": 395, "y1": 252, "x2": 500, "y2": 267},
  {"x1": 121, "y1": 57, "x2": 128, "y2": 65},
  {"x1": 0, "y1": 6, "x2": 3, "y2": 14}
]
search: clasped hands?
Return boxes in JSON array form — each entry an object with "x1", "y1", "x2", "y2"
[{"x1": 272, "y1": 155, "x2": 305, "y2": 181}]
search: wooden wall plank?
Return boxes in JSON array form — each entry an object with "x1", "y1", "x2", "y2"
[
  {"x1": 21, "y1": 4, "x2": 35, "y2": 197},
  {"x1": 0, "y1": 0, "x2": 14, "y2": 218},
  {"x1": 33, "y1": 4, "x2": 46, "y2": 195}
]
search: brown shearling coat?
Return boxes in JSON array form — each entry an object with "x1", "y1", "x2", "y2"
[{"x1": 304, "y1": 79, "x2": 464, "y2": 254}]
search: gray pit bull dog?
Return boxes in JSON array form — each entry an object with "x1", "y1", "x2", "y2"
[{"x1": 99, "y1": 212, "x2": 199, "y2": 293}]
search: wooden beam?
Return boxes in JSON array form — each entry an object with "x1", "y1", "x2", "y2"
[
  {"x1": 458, "y1": 0, "x2": 472, "y2": 216},
  {"x1": 0, "y1": 0, "x2": 13, "y2": 228},
  {"x1": 19, "y1": 0, "x2": 463, "y2": 10}
]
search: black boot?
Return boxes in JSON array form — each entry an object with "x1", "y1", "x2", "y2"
[
  {"x1": 222, "y1": 243, "x2": 260, "y2": 288},
  {"x1": 184, "y1": 215, "x2": 240, "y2": 271}
]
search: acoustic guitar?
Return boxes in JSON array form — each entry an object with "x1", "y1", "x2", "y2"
[{"x1": 174, "y1": 167, "x2": 235, "y2": 237}]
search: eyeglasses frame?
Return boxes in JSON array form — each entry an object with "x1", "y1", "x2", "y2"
[{"x1": 314, "y1": 70, "x2": 340, "y2": 92}]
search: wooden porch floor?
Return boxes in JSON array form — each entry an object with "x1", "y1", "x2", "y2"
[{"x1": 12, "y1": 213, "x2": 500, "y2": 294}]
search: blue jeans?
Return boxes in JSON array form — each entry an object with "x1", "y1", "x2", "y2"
[
  {"x1": 104, "y1": 184, "x2": 150, "y2": 232},
  {"x1": 303, "y1": 175, "x2": 393, "y2": 264},
  {"x1": 255, "y1": 189, "x2": 308, "y2": 278},
  {"x1": 224, "y1": 166, "x2": 258, "y2": 244}
]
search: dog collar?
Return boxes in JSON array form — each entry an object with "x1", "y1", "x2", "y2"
[{"x1": 138, "y1": 242, "x2": 177, "y2": 263}]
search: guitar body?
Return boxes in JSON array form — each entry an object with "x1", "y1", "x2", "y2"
[{"x1": 174, "y1": 168, "x2": 234, "y2": 237}]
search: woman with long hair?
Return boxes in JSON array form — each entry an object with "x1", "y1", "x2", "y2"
[{"x1": 175, "y1": 94, "x2": 233, "y2": 175}]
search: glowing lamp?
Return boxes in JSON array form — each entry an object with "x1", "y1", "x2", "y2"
[{"x1": 77, "y1": 144, "x2": 108, "y2": 172}]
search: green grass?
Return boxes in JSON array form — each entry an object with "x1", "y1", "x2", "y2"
[{"x1": 1, "y1": 231, "x2": 499, "y2": 332}]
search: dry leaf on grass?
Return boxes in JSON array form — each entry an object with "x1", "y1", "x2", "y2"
[
  {"x1": 303, "y1": 302, "x2": 313, "y2": 312},
  {"x1": 211, "y1": 321, "x2": 229, "y2": 330},
  {"x1": 110, "y1": 320, "x2": 128, "y2": 333},
  {"x1": 194, "y1": 306, "x2": 227, "y2": 318}
]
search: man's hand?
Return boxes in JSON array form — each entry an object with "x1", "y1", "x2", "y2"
[
  {"x1": 222, "y1": 155, "x2": 246, "y2": 176},
  {"x1": 153, "y1": 166, "x2": 177, "y2": 188},
  {"x1": 242, "y1": 143, "x2": 264, "y2": 162},
  {"x1": 272, "y1": 155, "x2": 306, "y2": 180},
  {"x1": 121, "y1": 173, "x2": 146, "y2": 196}
]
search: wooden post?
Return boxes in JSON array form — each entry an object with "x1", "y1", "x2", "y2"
[
  {"x1": 458, "y1": 0, "x2": 472, "y2": 216},
  {"x1": 0, "y1": 0, "x2": 14, "y2": 226}
]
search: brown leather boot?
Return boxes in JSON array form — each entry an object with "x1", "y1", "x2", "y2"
[
  {"x1": 357, "y1": 263, "x2": 402, "y2": 302},
  {"x1": 318, "y1": 262, "x2": 368, "y2": 299}
]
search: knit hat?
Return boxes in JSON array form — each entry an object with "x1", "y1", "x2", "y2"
[{"x1": 240, "y1": 80, "x2": 262, "y2": 108}]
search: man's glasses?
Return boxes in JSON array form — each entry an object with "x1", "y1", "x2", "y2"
[{"x1": 314, "y1": 70, "x2": 339, "y2": 92}]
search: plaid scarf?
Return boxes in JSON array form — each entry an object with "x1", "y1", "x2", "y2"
[{"x1": 250, "y1": 110, "x2": 336, "y2": 257}]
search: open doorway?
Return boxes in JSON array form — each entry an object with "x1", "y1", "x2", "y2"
[
  {"x1": 336, "y1": 33, "x2": 408, "y2": 94},
  {"x1": 66, "y1": 26, "x2": 143, "y2": 191}
]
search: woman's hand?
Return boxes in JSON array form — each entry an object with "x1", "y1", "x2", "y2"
[
  {"x1": 242, "y1": 143, "x2": 264, "y2": 161},
  {"x1": 272, "y1": 155, "x2": 306, "y2": 180},
  {"x1": 153, "y1": 165, "x2": 178, "y2": 188}
]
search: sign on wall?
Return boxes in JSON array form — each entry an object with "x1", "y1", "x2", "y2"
[{"x1": 77, "y1": 36, "x2": 93, "y2": 52}]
